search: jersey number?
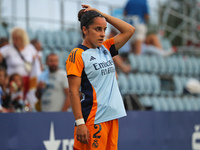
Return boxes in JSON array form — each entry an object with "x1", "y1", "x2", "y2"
[{"x1": 93, "y1": 124, "x2": 101, "y2": 139}]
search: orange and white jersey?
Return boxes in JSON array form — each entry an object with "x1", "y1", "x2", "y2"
[{"x1": 66, "y1": 38, "x2": 126, "y2": 125}]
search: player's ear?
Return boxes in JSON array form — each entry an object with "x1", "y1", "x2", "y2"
[{"x1": 82, "y1": 26, "x2": 88, "y2": 36}]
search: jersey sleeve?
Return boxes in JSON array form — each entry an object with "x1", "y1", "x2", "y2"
[
  {"x1": 103, "y1": 37, "x2": 118, "y2": 57},
  {"x1": 66, "y1": 48, "x2": 84, "y2": 77}
]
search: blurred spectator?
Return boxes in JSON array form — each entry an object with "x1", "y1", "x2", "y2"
[
  {"x1": 123, "y1": 0, "x2": 149, "y2": 54},
  {"x1": 0, "y1": 27, "x2": 38, "y2": 100},
  {"x1": 0, "y1": 89, "x2": 2, "y2": 112},
  {"x1": 0, "y1": 37, "x2": 8, "y2": 48},
  {"x1": 106, "y1": 28, "x2": 118, "y2": 39},
  {"x1": 0, "y1": 37, "x2": 8, "y2": 69},
  {"x1": 9, "y1": 73, "x2": 28, "y2": 112},
  {"x1": 113, "y1": 55, "x2": 131, "y2": 73},
  {"x1": 107, "y1": 29, "x2": 131, "y2": 74},
  {"x1": 31, "y1": 39, "x2": 42, "y2": 52},
  {"x1": 141, "y1": 33, "x2": 177, "y2": 56},
  {"x1": 35, "y1": 53, "x2": 70, "y2": 112},
  {"x1": 0, "y1": 67, "x2": 5, "y2": 112},
  {"x1": 26, "y1": 39, "x2": 43, "y2": 111},
  {"x1": 0, "y1": 66, "x2": 12, "y2": 112},
  {"x1": 120, "y1": 32, "x2": 176, "y2": 57},
  {"x1": 31, "y1": 39, "x2": 43, "y2": 70}
]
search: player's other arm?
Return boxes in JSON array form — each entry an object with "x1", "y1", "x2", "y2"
[{"x1": 68, "y1": 75, "x2": 90, "y2": 144}]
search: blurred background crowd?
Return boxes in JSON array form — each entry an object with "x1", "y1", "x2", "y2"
[{"x1": 0, "y1": 0, "x2": 200, "y2": 113}]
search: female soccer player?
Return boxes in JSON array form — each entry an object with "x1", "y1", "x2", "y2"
[{"x1": 66, "y1": 4, "x2": 135, "y2": 150}]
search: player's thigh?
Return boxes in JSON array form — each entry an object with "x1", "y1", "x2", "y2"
[
  {"x1": 106, "y1": 119, "x2": 119, "y2": 150},
  {"x1": 89, "y1": 123, "x2": 109, "y2": 149},
  {"x1": 74, "y1": 123, "x2": 108, "y2": 150}
]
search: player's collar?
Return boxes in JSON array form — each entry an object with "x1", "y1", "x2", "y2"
[{"x1": 78, "y1": 44, "x2": 89, "y2": 51}]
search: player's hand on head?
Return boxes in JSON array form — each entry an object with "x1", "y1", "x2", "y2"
[
  {"x1": 81, "y1": 4, "x2": 94, "y2": 12},
  {"x1": 76, "y1": 124, "x2": 90, "y2": 144}
]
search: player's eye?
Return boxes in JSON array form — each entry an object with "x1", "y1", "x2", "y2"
[{"x1": 96, "y1": 27, "x2": 101, "y2": 31}]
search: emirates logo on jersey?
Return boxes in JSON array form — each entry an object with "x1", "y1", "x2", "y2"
[{"x1": 93, "y1": 60, "x2": 115, "y2": 76}]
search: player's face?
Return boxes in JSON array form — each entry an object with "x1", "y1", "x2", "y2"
[{"x1": 83, "y1": 17, "x2": 107, "y2": 48}]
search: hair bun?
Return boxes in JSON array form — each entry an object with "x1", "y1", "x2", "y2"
[{"x1": 78, "y1": 9, "x2": 85, "y2": 22}]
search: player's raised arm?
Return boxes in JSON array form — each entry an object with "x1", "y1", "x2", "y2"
[{"x1": 82, "y1": 4, "x2": 135, "y2": 50}]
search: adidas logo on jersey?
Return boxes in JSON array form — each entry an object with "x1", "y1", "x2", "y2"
[{"x1": 90, "y1": 56, "x2": 96, "y2": 61}]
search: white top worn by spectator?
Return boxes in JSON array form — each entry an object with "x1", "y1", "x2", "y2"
[
  {"x1": 37, "y1": 51, "x2": 43, "y2": 58},
  {"x1": 38, "y1": 69, "x2": 69, "y2": 112},
  {"x1": 0, "y1": 44, "x2": 37, "y2": 76}
]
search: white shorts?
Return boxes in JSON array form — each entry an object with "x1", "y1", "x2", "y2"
[{"x1": 131, "y1": 23, "x2": 147, "y2": 42}]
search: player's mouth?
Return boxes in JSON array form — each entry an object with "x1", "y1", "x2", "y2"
[{"x1": 98, "y1": 39, "x2": 103, "y2": 43}]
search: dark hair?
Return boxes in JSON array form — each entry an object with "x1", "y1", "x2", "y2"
[
  {"x1": 0, "y1": 66, "x2": 7, "y2": 77},
  {"x1": 78, "y1": 9, "x2": 104, "y2": 37},
  {"x1": 46, "y1": 53, "x2": 58, "y2": 62},
  {"x1": 30, "y1": 39, "x2": 39, "y2": 45},
  {"x1": 9, "y1": 73, "x2": 22, "y2": 84},
  {"x1": 0, "y1": 37, "x2": 8, "y2": 48}
]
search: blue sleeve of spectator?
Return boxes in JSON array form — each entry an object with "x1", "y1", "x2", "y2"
[
  {"x1": 124, "y1": 1, "x2": 130, "y2": 12},
  {"x1": 143, "y1": 0, "x2": 149, "y2": 14}
]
